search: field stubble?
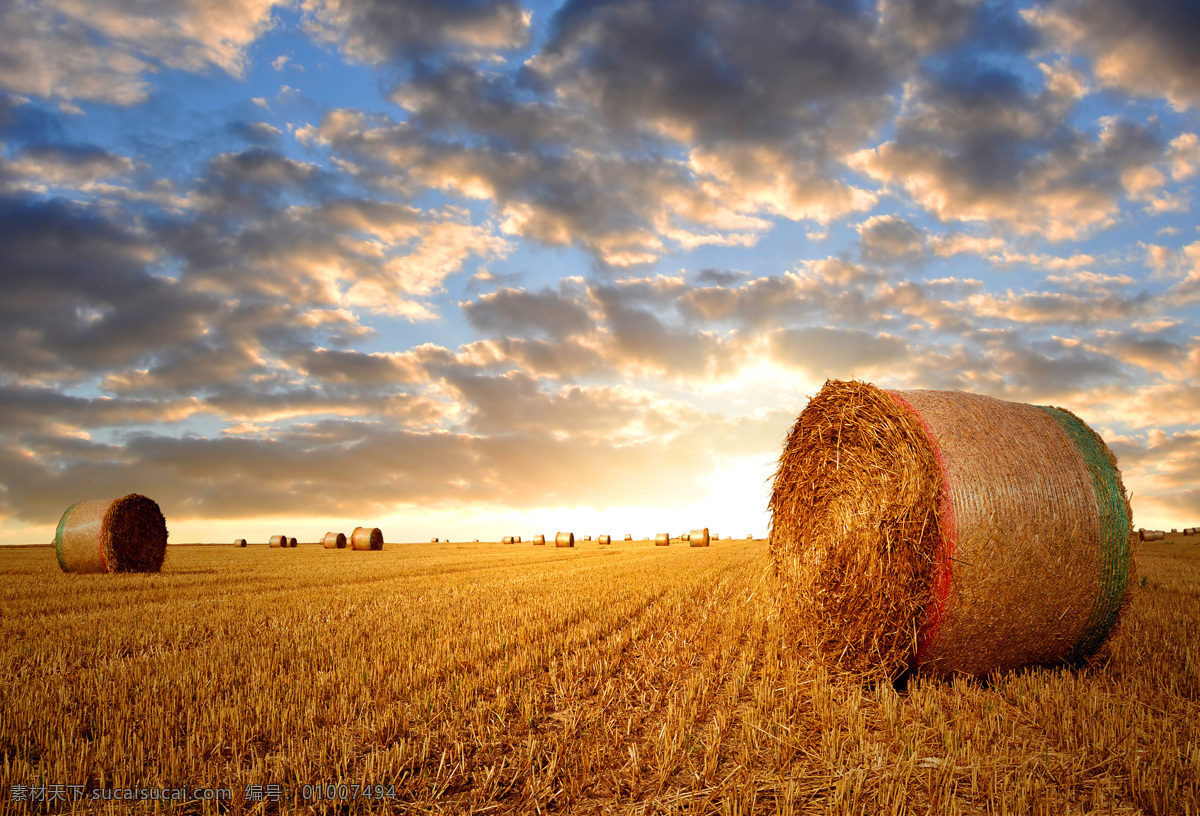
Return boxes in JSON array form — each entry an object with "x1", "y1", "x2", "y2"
[{"x1": 0, "y1": 537, "x2": 1196, "y2": 814}]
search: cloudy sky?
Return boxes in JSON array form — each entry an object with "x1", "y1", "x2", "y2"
[{"x1": 1, "y1": 0, "x2": 1197, "y2": 544}]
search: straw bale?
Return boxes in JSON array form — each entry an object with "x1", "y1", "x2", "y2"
[
  {"x1": 515, "y1": 536, "x2": 522, "y2": 543},
  {"x1": 269, "y1": 535, "x2": 288, "y2": 548},
  {"x1": 534, "y1": 535, "x2": 546, "y2": 545},
  {"x1": 682, "y1": 533, "x2": 690, "y2": 542},
  {"x1": 555, "y1": 532, "x2": 574, "y2": 548},
  {"x1": 234, "y1": 538, "x2": 247, "y2": 547},
  {"x1": 690, "y1": 528, "x2": 710, "y2": 547},
  {"x1": 624, "y1": 534, "x2": 633, "y2": 540},
  {"x1": 323, "y1": 532, "x2": 347, "y2": 549},
  {"x1": 712, "y1": 534, "x2": 720, "y2": 540},
  {"x1": 655, "y1": 533, "x2": 670, "y2": 546},
  {"x1": 584, "y1": 535, "x2": 592, "y2": 541},
  {"x1": 502, "y1": 536, "x2": 515, "y2": 544},
  {"x1": 55, "y1": 494, "x2": 168, "y2": 574},
  {"x1": 769, "y1": 379, "x2": 1134, "y2": 679},
  {"x1": 598, "y1": 535, "x2": 611, "y2": 545},
  {"x1": 288, "y1": 537, "x2": 298, "y2": 548},
  {"x1": 351, "y1": 527, "x2": 384, "y2": 550}
]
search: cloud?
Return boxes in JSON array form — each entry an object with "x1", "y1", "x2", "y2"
[
  {"x1": 462, "y1": 286, "x2": 595, "y2": 340},
  {"x1": 857, "y1": 214, "x2": 926, "y2": 264},
  {"x1": 1027, "y1": 0, "x2": 1200, "y2": 110},
  {"x1": 301, "y1": 0, "x2": 531, "y2": 64},
  {"x1": 769, "y1": 326, "x2": 908, "y2": 379},
  {"x1": 850, "y1": 63, "x2": 1169, "y2": 240},
  {"x1": 0, "y1": 0, "x2": 279, "y2": 105}
]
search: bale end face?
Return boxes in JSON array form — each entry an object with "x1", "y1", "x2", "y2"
[
  {"x1": 55, "y1": 494, "x2": 169, "y2": 574},
  {"x1": 555, "y1": 532, "x2": 574, "y2": 548}
]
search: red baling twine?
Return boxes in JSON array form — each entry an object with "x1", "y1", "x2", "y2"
[{"x1": 888, "y1": 393, "x2": 954, "y2": 662}]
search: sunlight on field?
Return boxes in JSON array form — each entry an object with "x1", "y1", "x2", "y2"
[{"x1": 2, "y1": 537, "x2": 1197, "y2": 813}]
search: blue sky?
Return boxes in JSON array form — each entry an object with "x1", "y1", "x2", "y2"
[{"x1": 1, "y1": 0, "x2": 1197, "y2": 544}]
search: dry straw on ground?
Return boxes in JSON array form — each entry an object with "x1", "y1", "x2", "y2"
[
  {"x1": 598, "y1": 535, "x2": 612, "y2": 545},
  {"x1": 655, "y1": 533, "x2": 670, "y2": 546},
  {"x1": 533, "y1": 535, "x2": 545, "y2": 545},
  {"x1": 351, "y1": 527, "x2": 384, "y2": 551},
  {"x1": 555, "y1": 532, "x2": 574, "y2": 548},
  {"x1": 690, "y1": 528, "x2": 710, "y2": 548},
  {"x1": 323, "y1": 532, "x2": 346, "y2": 549},
  {"x1": 769, "y1": 379, "x2": 1135, "y2": 680},
  {"x1": 234, "y1": 538, "x2": 247, "y2": 547},
  {"x1": 55, "y1": 494, "x2": 168, "y2": 574},
  {"x1": 269, "y1": 535, "x2": 287, "y2": 549}
]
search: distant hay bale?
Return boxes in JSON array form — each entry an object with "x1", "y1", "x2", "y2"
[
  {"x1": 624, "y1": 533, "x2": 632, "y2": 540},
  {"x1": 55, "y1": 494, "x2": 168, "y2": 574},
  {"x1": 712, "y1": 534, "x2": 720, "y2": 541},
  {"x1": 502, "y1": 536, "x2": 515, "y2": 544},
  {"x1": 323, "y1": 532, "x2": 346, "y2": 549},
  {"x1": 351, "y1": 527, "x2": 384, "y2": 551},
  {"x1": 473, "y1": 538, "x2": 479, "y2": 542},
  {"x1": 1156, "y1": 531, "x2": 1165, "y2": 541},
  {"x1": 288, "y1": 537, "x2": 298, "y2": 548},
  {"x1": 269, "y1": 535, "x2": 288, "y2": 549},
  {"x1": 690, "y1": 528, "x2": 710, "y2": 547},
  {"x1": 598, "y1": 535, "x2": 611, "y2": 545},
  {"x1": 234, "y1": 538, "x2": 247, "y2": 547},
  {"x1": 534, "y1": 534, "x2": 546, "y2": 545},
  {"x1": 515, "y1": 536, "x2": 522, "y2": 543},
  {"x1": 555, "y1": 532, "x2": 574, "y2": 548},
  {"x1": 770, "y1": 379, "x2": 1134, "y2": 679},
  {"x1": 655, "y1": 533, "x2": 670, "y2": 546},
  {"x1": 584, "y1": 535, "x2": 592, "y2": 541}
]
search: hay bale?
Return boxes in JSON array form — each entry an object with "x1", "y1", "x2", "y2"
[
  {"x1": 351, "y1": 527, "x2": 384, "y2": 551},
  {"x1": 598, "y1": 535, "x2": 611, "y2": 545},
  {"x1": 534, "y1": 535, "x2": 546, "y2": 545},
  {"x1": 1156, "y1": 531, "x2": 1165, "y2": 541},
  {"x1": 584, "y1": 535, "x2": 592, "y2": 541},
  {"x1": 624, "y1": 533, "x2": 632, "y2": 540},
  {"x1": 712, "y1": 534, "x2": 720, "y2": 541},
  {"x1": 555, "y1": 532, "x2": 574, "y2": 548},
  {"x1": 655, "y1": 533, "x2": 670, "y2": 546},
  {"x1": 55, "y1": 494, "x2": 168, "y2": 574},
  {"x1": 515, "y1": 536, "x2": 522, "y2": 543},
  {"x1": 769, "y1": 379, "x2": 1134, "y2": 679},
  {"x1": 690, "y1": 528, "x2": 710, "y2": 547},
  {"x1": 323, "y1": 532, "x2": 347, "y2": 549},
  {"x1": 288, "y1": 537, "x2": 298, "y2": 548},
  {"x1": 269, "y1": 535, "x2": 287, "y2": 548},
  {"x1": 502, "y1": 536, "x2": 515, "y2": 544},
  {"x1": 234, "y1": 538, "x2": 247, "y2": 547}
]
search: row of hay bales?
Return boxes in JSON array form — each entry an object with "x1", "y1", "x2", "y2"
[{"x1": 1136, "y1": 529, "x2": 1166, "y2": 541}]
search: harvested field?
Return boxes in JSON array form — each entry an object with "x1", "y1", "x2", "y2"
[{"x1": 1, "y1": 538, "x2": 1194, "y2": 814}]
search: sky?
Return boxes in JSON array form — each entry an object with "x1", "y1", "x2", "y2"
[{"x1": 0, "y1": 0, "x2": 1197, "y2": 545}]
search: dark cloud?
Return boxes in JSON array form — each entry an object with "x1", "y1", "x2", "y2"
[
  {"x1": 1031, "y1": 0, "x2": 1200, "y2": 109},
  {"x1": 462, "y1": 286, "x2": 594, "y2": 339},
  {"x1": 694, "y1": 268, "x2": 742, "y2": 286},
  {"x1": 0, "y1": 194, "x2": 212, "y2": 380},
  {"x1": 858, "y1": 215, "x2": 926, "y2": 264},
  {"x1": 304, "y1": 0, "x2": 531, "y2": 64}
]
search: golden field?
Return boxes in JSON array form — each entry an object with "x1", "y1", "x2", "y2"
[{"x1": 1, "y1": 535, "x2": 1197, "y2": 814}]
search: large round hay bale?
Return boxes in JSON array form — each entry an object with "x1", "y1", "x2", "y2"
[
  {"x1": 533, "y1": 534, "x2": 546, "y2": 545},
  {"x1": 1156, "y1": 531, "x2": 1165, "y2": 541},
  {"x1": 655, "y1": 533, "x2": 670, "y2": 546},
  {"x1": 624, "y1": 534, "x2": 633, "y2": 540},
  {"x1": 269, "y1": 535, "x2": 288, "y2": 548},
  {"x1": 351, "y1": 527, "x2": 384, "y2": 551},
  {"x1": 234, "y1": 538, "x2": 247, "y2": 547},
  {"x1": 323, "y1": 532, "x2": 347, "y2": 549},
  {"x1": 55, "y1": 494, "x2": 168, "y2": 574},
  {"x1": 555, "y1": 532, "x2": 574, "y2": 548},
  {"x1": 690, "y1": 528, "x2": 710, "y2": 547},
  {"x1": 288, "y1": 537, "x2": 298, "y2": 548},
  {"x1": 502, "y1": 536, "x2": 515, "y2": 544},
  {"x1": 598, "y1": 535, "x2": 611, "y2": 545},
  {"x1": 769, "y1": 379, "x2": 1134, "y2": 679}
]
